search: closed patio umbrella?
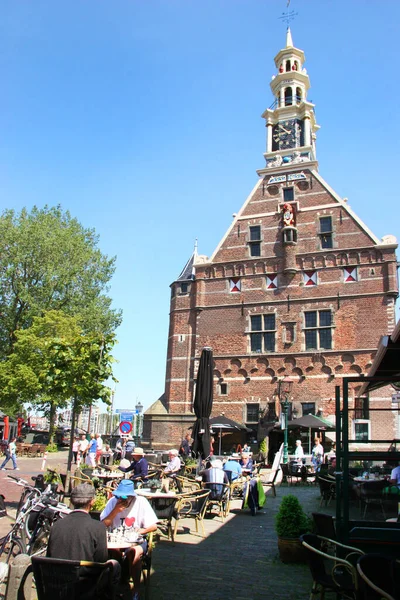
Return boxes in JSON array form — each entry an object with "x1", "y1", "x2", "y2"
[{"x1": 191, "y1": 347, "x2": 214, "y2": 459}]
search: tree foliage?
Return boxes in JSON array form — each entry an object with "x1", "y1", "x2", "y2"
[
  {"x1": 0, "y1": 311, "x2": 117, "y2": 436},
  {"x1": 0, "y1": 205, "x2": 121, "y2": 357}
]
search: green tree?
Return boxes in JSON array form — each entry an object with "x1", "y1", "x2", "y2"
[
  {"x1": 0, "y1": 205, "x2": 121, "y2": 357},
  {"x1": 0, "y1": 310, "x2": 117, "y2": 442}
]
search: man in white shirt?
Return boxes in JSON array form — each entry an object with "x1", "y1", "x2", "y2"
[
  {"x1": 78, "y1": 434, "x2": 89, "y2": 463},
  {"x1": 101, "y1": 480, "x2": 157, "y2": 600},
  {"x1": 162, "y1": 449, "x2": 182, "y2": 492}
]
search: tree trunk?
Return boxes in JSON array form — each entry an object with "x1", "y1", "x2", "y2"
[
  {"x1": 65, "y1": 398, "x2": 77, "y2": 494},
  {"x1": 48, "y1": 401, "x2": 56, "y2": 444}
]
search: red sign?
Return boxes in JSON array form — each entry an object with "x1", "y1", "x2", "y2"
[{"x1": 119, "y1": 421, "x2": 133, "y2": 434}]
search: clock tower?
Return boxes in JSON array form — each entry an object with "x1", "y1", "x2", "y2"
[{"x1": 261, "y1": 27, "x2": 319, "y2": 169}]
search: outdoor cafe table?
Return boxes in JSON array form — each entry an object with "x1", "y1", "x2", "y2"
[
  {"x1": 354, "y1": 476, "x2": 387, "y2": 482},
  {"x1": 136, "y1": 489, "x2": 177, "y2": 500}
]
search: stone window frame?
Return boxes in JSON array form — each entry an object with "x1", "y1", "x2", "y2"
[
  {"x1": 248, "y1": 224, "x2": 262, "y2": 257},
  {"x1": 246, "y1": 403, "x2": 260, "y2": 423},
  {"x1": 218, "y1": 382, "x2": 229, "y2": 396},
  {"x1": 248, "y1": 312, "x2": 277, "y2": 354},
  {"x1": 318, "y1": 214, "x2": 334, "y2": 249},
  {"x1": 353, "y1": 419, "x2": 371, "y2": 444},
  {"x1": 302, "y1": 308, "x2": 334, "y2": 351}
]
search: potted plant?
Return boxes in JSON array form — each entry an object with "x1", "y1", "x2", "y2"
[
  {"x1": 90, "y1": 490, "x2": 107, "y2": 520},
  {"x1": 275, "y1": 494, "x2": 310, "y2": 563}
]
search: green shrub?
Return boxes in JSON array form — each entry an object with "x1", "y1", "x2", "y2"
[
  {"x1": 275, "y1": 494, "x2": 310, "y2": 539},
  {"x1": 259, "y1": 439, "x2": 267, "y2": 453},
  {"x1": 91, "y1": 491, "x2": 107, "y2": 513},
  {"x1": 46, "y1": 443, "x2": 58, "y2": 453}
]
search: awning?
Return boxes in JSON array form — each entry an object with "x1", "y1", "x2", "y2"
[
  {"x1": 360, "y1": 319, "x2": 400, "y2": 394},
  {"x1": 288, "y1": 414, "x2": 335, "y2": 431}
]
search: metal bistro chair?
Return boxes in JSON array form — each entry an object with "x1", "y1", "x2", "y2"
[
  {"x1": 357, "y1": 553, "x2": 400, "y2": 600},
  {"x1": 317, "y1": 474, "x2": 336, "y2": 507},
  {"x1": 301, "y1": 533, "x2": 364, "y2": 600},
  {"x1": 204, "y1": 482, "x2": 230, "y2": 521},
  {"x1": 173, "y1": 489, "x2": 211, "y2": 538},
  {"x1": 31, "y1": 555, "x2": 118, "y2": 600}
]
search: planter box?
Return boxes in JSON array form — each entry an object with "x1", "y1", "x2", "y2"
[{"x1": 277, "y1": 537, "x2": 307, "y2": 563}]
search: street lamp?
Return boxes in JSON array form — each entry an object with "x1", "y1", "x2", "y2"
[
  {"x1": 278, "y1": 377, "x2": 293, "y2": 464},
  {"x1": 135, "y1": 402, "x2": 143, "y2": 440}
]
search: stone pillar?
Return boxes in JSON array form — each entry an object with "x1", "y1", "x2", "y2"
[
  {"x1": 266, "y1": 123, "x2": 273, "y2": 152},
  {"x1": 5, "y1": 554, "x2": 32, "y2": 600},
  {"x1": 304, "y1": 116, "x2": 311, "y2": 146}
]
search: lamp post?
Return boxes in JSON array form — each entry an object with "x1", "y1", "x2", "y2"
[
  {"x1": 135, "y1": 401, "x2": 143, "y2": 440},
  {"x1": 278, "y1": 377, "x2": 293, "y2": 464}
]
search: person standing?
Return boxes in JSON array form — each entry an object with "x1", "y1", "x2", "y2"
[
  {"x1": 294, "y1": 439, "x2": 305, "y2": 464},
  {"x1": 78, "y1": 434, "x2": 89, "y2": 463},
  {"x1": 311, "y1": 438, "x2": 324, "y2": 471},
  {"x1": 86, "y1": 434, "x2": 97, "y2": 467},
  {"x1": 0, "y1": 438, "x2": 18, "y2": 471},
  {"x1": 179, "y1": 433, "x2": 191, "y2": 457},
  {"x1": 95, "y1": 433, "x2": 103, "y2": 465},
  {"x1": 72, "y1": 437, "x2": 79, "y2": 465}
]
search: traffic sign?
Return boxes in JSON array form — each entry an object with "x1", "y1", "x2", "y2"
[
  {"x1": 119, "y1": 412, "x2": 134, "y2": 423},
  {"x1": 119, "y1": 421, "x2": 133, "y2": 434}
]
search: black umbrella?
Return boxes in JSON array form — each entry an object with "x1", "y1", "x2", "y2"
[{"x1": 191, "y1": 347, "x2": 214, "y2": 459}]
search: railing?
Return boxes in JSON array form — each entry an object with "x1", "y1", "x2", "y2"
[{"x1": 268, "y1": 96, "x2": 304, "y2": 110}]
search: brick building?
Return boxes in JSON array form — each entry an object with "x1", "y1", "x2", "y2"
[{"x1": 143, "y1": 29, "x2": 398, "y2": 452}]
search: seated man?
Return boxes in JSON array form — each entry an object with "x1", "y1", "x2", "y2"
[
  {"x1": 200, "y1": 459, "x2": 229, "y2": 500},
  {"x1": 161, "y1": 449, "x2": 182, "y2": 492},
  {"x1": 223, "y1": 458, "x2": 242, "y2": 481},
  {"x1": 118, "y1": 447, "x2": 148, "y2": 485},
  {"x1": 101, "y1": 480, "x2": 157, "y2": 600},
  {"x1": 47, "y1": 483, "x2": 120, "y2": 599},
  {"x1": 239, "y1": 452, "x2": 254, "y2": 474}
]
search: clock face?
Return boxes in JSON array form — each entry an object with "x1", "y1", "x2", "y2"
[{"x1": 272, "y1": 119, "x2": 304, "y2": 151}]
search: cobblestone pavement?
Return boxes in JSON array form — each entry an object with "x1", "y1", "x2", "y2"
[{"x1": 148, "y1": 485, "x2": 320, "y2": 600}]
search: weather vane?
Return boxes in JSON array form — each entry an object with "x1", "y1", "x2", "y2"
[{"x1": 279, "y1": 0, "x2": 298, "y2": 28}]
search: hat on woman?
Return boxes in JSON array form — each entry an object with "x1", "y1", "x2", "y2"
[{"x1": 112, "y1": 479, "x2": 137, "y2": 498}]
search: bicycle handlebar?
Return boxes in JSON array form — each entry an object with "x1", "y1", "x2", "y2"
[{"x1": 6, "y1": 475, "x2": 29, "y2": 486}]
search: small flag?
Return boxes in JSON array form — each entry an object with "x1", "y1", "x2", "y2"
[{"x1": 287, "y1": 0, "x2": 291, "y2": 6}]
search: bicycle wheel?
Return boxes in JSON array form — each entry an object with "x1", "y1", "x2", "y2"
[
  {"x1": 0, "y1": 536, "x2": 24, "y2": 564},
  {"x1": 28, "y1": 529, "x2": 49, "y2": 557}
]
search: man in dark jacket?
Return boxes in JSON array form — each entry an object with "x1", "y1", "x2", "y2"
[
  {"x1": 118, "y1": 447, "x2": 149, "y2": 485},
  {"x1": 47, "y1": 483, "x2": 120, "y2": 597}
]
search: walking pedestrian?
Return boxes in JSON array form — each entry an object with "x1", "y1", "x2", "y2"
[
  {"x1": 0, "y1": 438, "x2": 19, "y2": 470},
  {"x1": 72, "y1": 437, "x2": 79, "y2": 465},
  {"x1": 86, "y1": 434, "x2": 97, "y2": 467},
  {"x1": 95, "y1": 433, "x2": 103, "y2": 464}
]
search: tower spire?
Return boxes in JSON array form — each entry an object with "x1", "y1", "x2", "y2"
[{"x1": 286, "y1": 26, "x2": 293, "y2": 48}]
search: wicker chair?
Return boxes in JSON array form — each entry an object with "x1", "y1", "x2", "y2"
[
  {"x1": 357, "y1": 554, "x2": 399, "y2": 600},
  {"x1": 173, "y1": 489, "x2": 211, "y2": 538},
  {"x1": 175, "y1": 476, "x2": 201, "y2": 494},
  {"x1": 31, "y1": 556, "x2": 119, "y2": 600},
  {"x1": 317, "y1": 475, "x2": 336, "y2": 507},
  {"x1": 301, "y1": 533, "x2": 363, "y2": 600},
  {"x1": 150, "y1": 497, "x2": 179, "y2": 541},
  {"x1": 204, "y1": 482, "x2": 230, "y2": 521}
]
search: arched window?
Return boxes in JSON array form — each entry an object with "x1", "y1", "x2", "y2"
[
  {"x1": 296, "y1": 87, "x2": 302, "y2": 104},
  {"x1": 285, "y1": 60, "x2": 291, "y2": 72},
  {"x1": 284, "y1": 87, "x2": 293, "y2": 106}
]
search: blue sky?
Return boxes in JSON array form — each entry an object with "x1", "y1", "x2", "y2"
[{"x1": 0, "y1": 1, "x2": 399, "y2": 413}]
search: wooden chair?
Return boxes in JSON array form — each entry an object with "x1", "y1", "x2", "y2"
[
  {"x1": 261, "y1": 467, "x2": 280, "y2": 497},
  {"x1": 31, "y1": 555, "x2": 118, "y2": 600},
  {"x1": 173, "y1": 489, "x2": 210, "y2": 538},
  {"x1": 204, "y1": 482, "x2": 230, "y2": 521},
  {"x1": 357, "y1": 554, "x2": 399, "y2": 600},
  {"x1": 301, "y1": 533, "x2": 363, "y2": 600}
]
